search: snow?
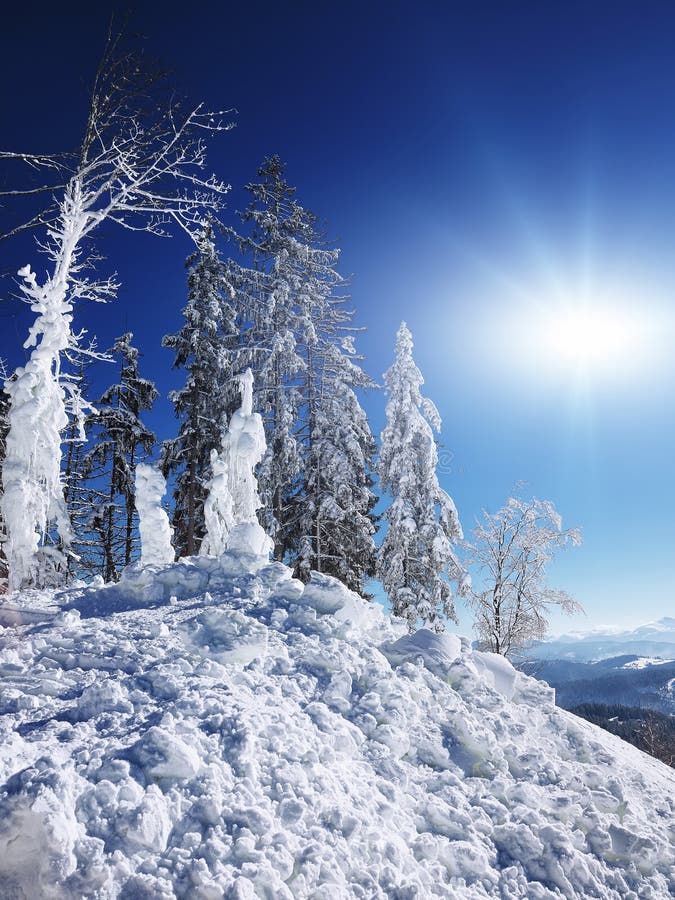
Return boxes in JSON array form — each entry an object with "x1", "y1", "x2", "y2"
[
  {"x1": 0, "y1": 552, "x2": 674, "y2": 899},
  {"x1": 200, "y1": 447, "x2": 235, "y2": 557},
  {"x1": 134, "y1": 464, "x2": 174, "y2": 567},
  {"x1": 621, "y1": 656, "x2": 673, "y2": 669},
  {"x1": 201, "y1": 369, "x2": 273, "y2": 560},
  {"x1": 2, "y1": 258, "x2": 76, "y2": 589},
  {"x1": 383, "y1": 628, "x2": 463, "y2": 677},
  {"x1": 472, "y1": 651, "x2": 520, "y2": 701},
  {"x1": 296, "y1": 571, "x2": 382, "y2": 630}
]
